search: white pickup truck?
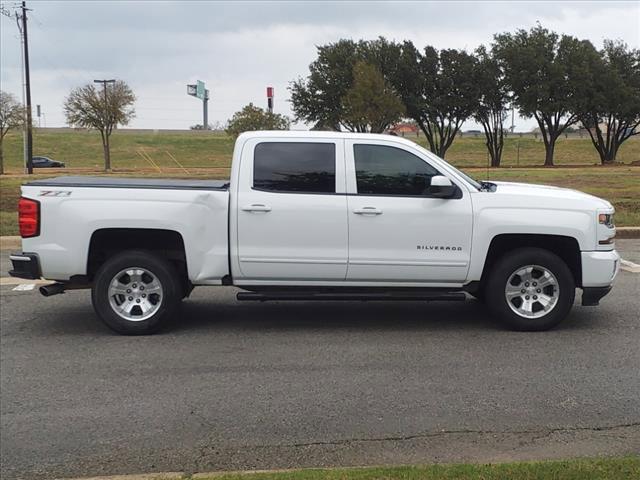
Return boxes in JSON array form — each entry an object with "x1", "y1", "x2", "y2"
[{"x1": 10, "y1": 131, "x2": 619, "y2": 334}]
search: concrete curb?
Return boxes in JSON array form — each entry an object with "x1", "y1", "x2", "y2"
[
  {"x1": 0, "y1": 236, "x2": 21, "y2": 250},
  {"x1": 66, "y1": 474, "x2": 183, "y2": 480},
  {"x1": 1, "y1": 229, "x2": 639, "y2": 252}
]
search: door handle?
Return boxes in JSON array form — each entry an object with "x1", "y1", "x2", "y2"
[
  {"x1": 353, "y1": 207, "x2": 382, "y2": 215},
  {"x1": 242, "y1": 204, "x2": 272, "y2": 212}
]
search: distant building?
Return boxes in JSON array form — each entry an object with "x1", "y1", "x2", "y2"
[{"x1": 388, "y1": 122, "x2": 419, "y2": 136}]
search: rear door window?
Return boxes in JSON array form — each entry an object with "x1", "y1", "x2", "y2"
[{"x1": 254, "y1": 142, "x2": 336, "y2": 194}]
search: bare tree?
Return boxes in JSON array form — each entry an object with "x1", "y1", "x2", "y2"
[
  {"x1": 0, "y1": 91, "x2": 24, "y2": 175},
  {"x1": 64, "y1": 80, "x2": 135, "y2": 171}
]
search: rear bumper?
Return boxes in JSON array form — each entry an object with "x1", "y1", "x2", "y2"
[{"x1": 9, "y1": 252, "x2": 41, "y2": 280}]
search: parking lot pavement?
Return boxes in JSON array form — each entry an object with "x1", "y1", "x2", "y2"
[{"x1": 1, "y1": 242, "x2": 639, "y2": 479}]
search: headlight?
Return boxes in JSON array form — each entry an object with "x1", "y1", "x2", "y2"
[
  {"x1": 597, "y1": 211, "x2": 615, "y2": 247},
  {"x1": 598, "y1": 213, "x2": 614, "y2": 228}
]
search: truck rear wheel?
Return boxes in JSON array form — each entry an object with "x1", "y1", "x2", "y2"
[
  {"x1": 485, "y1": 248, "x2": 575, "y2": 331},
  {"x1": 91, "y1": 250, "x2": 181, "y2": 335}
]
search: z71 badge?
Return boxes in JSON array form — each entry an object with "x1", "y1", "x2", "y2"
[{"x1": 39, "y1": 190, "x2": 72, "y2": 197}]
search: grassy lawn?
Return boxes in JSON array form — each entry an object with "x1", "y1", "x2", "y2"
[
  {"x1": 1, "y1": 130, "x2": 638, "y2": 235},
  {"x1": 192, "y1": 457, "x2": 640, "y2": 480},
  {"x1": 2, "y1": 166, "x2": 638, "y2": 236},
  {"x1": 1, "y1": 129, "x2": 638, "y2": 171},
  {"x1": 1, "y1": 129, "x2": 235, "y2": 171}
]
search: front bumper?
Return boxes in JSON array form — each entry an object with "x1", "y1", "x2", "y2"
[
  {"x1": 9, "y1": 252, "x2": 41, "y2": 280},
  {"x1": 580, "y1": 249, "x2": 618, "y2": 307},
  {"x1": 581, "y1": 249, "x2": 619, "y2": 287},
  {"x1": 582, "y1": 286, "x2": 613, "y2": 307}
]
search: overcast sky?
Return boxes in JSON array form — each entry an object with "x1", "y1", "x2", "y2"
[{"x1": 1, "y1": 0, "x2": 638, "y2": 131}]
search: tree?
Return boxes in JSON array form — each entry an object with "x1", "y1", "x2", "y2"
[
  {"x1": 473, "y1": 46, "x2": 510, "y2": 167},
  {"x1": 290, "y1": 38, "x2": 403, "y2": 131},
  {"x1": 493, "y1": 25, "x2": 588, "y2": 166},
  {"x1": 341, "y1": 61, "x2": 405, "y2": 133},
  {"x1": 0, "y1": 91, "x2": 24, "y2": 175},
  {"x1": 64, "y1": 80, "x2": 135, "y2": 171},
  {"x1": 575, "y1": 40, "x2": 640, "y2": 164},
  {"x1": 290, "y1": 39, "x2": 359, "y2": 131},
  {"x1": 391, "y1": 44, "x2": 479, "y2": 158},
  {"x1": 225, "y1": 103, "x2": 289, "y2": 138}
]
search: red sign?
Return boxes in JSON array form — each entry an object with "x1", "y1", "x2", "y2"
[{"x1": 266, "y1": 87, "x2": 274, "y2": 98}]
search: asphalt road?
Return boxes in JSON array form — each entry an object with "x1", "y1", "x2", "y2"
[{"x1": 1, "y1": 243, "x2": 639, "y2": 479}]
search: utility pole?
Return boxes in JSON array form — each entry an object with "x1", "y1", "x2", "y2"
[
  {"x1": 2, "y1": 1, "x2": 34, "y2": 173},
  {"x1": 94, "y1": 79, "x2": 115, "y2": 170},
  {"x1": 510, "y1": 106, "x2": 515, "y2": 133},
  {"x1": 20, "y1": 1, "x2": 33, "y2": 174},
  {"x1": 94, "y1": 79, "x2": 115, "y2": 105}
]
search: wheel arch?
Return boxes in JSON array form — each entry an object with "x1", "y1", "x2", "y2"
[
  {"x1": 480, "y1": 234, "x2": 582, "y2": 288},
  {"x1": 87, "y1": 228, "x2": 188, "y2": 286}
]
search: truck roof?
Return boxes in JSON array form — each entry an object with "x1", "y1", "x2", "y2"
[{"x1": 238, "y1": 130, "x2": 422, "y2": 148}]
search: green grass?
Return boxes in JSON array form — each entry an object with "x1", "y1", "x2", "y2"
[
  {"x1": 440, "y1": 134, "x2": 640, "y2": 167},
  {"x1": 1, "y1": 130, "x2": 638, "y2": 235},
  {"x1": 192, "y1": 457, "x2": 640, "y2": 480},
  {"x1": 1, "y1": 129, "x2": 235, "y2": 171},
  {"x1": 1, "y1": 129, "x2": 638, "y2": 171},
  {"x1": 1, "y1": 166, "x2": 637, "y2": 236}
]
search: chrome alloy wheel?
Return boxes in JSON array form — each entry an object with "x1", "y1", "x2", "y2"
[
  {"x1": 108, "y1": 268, "x2": 163, "y2": 321},
  {"x1": 504, "y1": 265, "x2": 559, "y2": 319}
]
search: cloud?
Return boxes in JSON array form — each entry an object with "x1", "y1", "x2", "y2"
[{"x1": 1, "y1": 0, "x2": 638, "y2": 129}]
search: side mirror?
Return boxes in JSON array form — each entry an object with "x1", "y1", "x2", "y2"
[{"x1": 428, "y1": 175, "x2": 456, "y2": 198}]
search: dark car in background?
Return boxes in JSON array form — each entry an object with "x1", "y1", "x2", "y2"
[{"x1": 32, "y1": 156, "x2": 65, "y2": 168}]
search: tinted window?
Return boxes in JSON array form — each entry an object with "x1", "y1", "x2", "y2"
[
  {"x1": 354, "y1": 144, "x2": 439, "y2": 196},
  {"x1": 254, "y1": 142, "x2": 336, "y2": 193}
]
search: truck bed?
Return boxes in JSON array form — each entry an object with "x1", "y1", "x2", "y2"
[{"x1": 26, "y1": 176, "x2": 230, "y2": 191}]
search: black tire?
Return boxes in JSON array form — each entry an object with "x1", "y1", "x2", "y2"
[
  {"x1": 485, "y1": 247, "x2": 575, "y2": 331},
  {"x1": 91, "y1": 250, "x2": 181, "y2": 335}
]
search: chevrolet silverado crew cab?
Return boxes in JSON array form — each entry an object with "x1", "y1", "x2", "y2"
[{"x1": 9, "y1": 131, "x2": 619, "y2": 334}]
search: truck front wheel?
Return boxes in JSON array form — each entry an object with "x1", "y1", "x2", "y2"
[
  {"x1": 485, "y1": 248, "x2": 575, "y2": 331},
  {"x1": 91, "y1": 250, "x2": 181, "y2": 335}
]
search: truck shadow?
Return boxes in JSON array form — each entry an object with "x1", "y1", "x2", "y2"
[
  {"x1": 169, "y1": 298, "x2": 594, "y2": 334},
  {"x1": 13, "y1": 290, "x2": 602, "y2": 337}
]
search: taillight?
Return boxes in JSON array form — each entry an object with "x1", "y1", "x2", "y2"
[{"x1": 18, "y1": 197, "x2": 40, "y2": 238}]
